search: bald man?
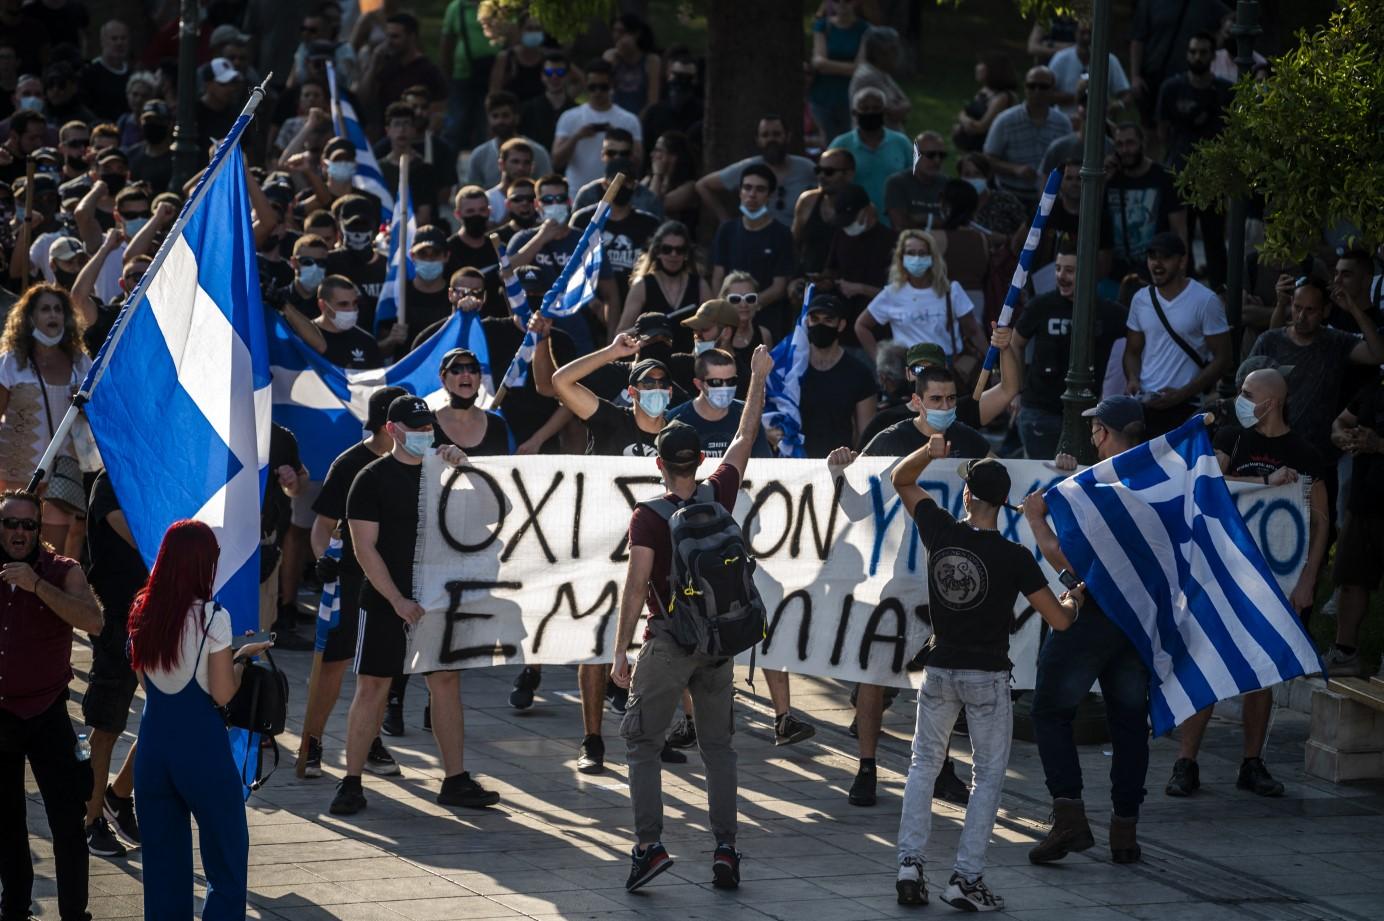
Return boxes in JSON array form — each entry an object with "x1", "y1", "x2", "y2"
[
  {"x1": 982, "y1": 65, "x2": 1072, "y2": 205},
  {"x1": 1164, "y1": 367, "x2": 1330, "y2": 800}
]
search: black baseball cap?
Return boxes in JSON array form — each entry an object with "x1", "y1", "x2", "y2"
[
  {"x1": 629, "y1": 357, "x2": 669, "y2": 386},
  {"x1": 440, "y1": 348, "x2": 479, "y2": 370},
  {"x1": 633, "y1": 312, "x2": 676, "y2": 340},
  {"x1": 387, "y1": 394, "x2": 434, "y2": 428},
  {"x1": 830, "y1": 183, "x2": 871, "y2": 228},
  {"x1": 806, "y1": 293, "x2": 846, "y2": 319},
  {"x1": 1146, "y1": 231, "x2": 1186, "y2": 257},
  {"x1": 956, "y1": 458, "x2": 1013, "y2": 508},
  {"x1": 656, "y1": 421, "x2": 701, "y2": 465},
  {"x1": 366, "y1": 385, "x2": 409, "y2": 432},
  {"x1": 1081, "y1": 396, "x2": 1144, "y2": 433},
  {"x1": 412, "y1": 224, "x2": 448, "y2": 249}
]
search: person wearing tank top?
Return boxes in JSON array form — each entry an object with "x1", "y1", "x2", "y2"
[
  {"x1": 430, "y1": 347, "x2": 516, "y2": 455},
  {"x1": 606, "y1": 14, "x2": 661, "y2": 115},
  {"x1": 616, "y1": 221, "x2": 708, "y2": 353},
  {"x1": 721, "y1": 273, "x2": 776, "y2": 398}
]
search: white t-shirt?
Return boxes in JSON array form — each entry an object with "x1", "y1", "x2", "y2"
[
  {"x1": 1126, "y1": 279, "x2": 1228, "y2": 395},
  {"x1": 553, "y1": 102, "x2": 643, "y2": 190},
  {"x1": 1048, "y1": 47, "x2": 1130, "y2": 118},
  {"x1": 144, "y1": 602, "x2": 232, "y2": 696},
  {"x1": 865, "y1": 281, "x2": 975, "y2": 356},
  {"x1": 485, "y1": 184, "x2": 508, "y2": 222}
]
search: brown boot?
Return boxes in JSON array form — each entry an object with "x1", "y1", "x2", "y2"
[
  {"x1": 1028, "y1": 797, "x2": 1095, "y2": 864},
  {"x1": 1110, "y1": 814, "x2": 1142, "y2": 864}
]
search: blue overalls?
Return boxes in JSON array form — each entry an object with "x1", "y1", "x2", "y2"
[{"x1": 134, "y1": 619, "x2": 248, "y2": 920}]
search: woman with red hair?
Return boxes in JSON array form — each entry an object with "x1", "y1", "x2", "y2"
[{"x1": 128, "y1": 520, "x2": 271, "y2": 920}]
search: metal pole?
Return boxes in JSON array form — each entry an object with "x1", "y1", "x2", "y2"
[
  {"x1": 169, "y1": 0, "x2": 200, "y2": 190},
  {"x1": 1221, "y1": 0, "x2": 1262, "y2": 394},
  {"x1": 1057, "y1": 0, "x2": 1112, "y2": 465}
]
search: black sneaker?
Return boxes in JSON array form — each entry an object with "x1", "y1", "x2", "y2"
[
  {"x1": 896, "y1": 857, "x2": 927, "y2": 906},
  {"x1": 848, "y1": 717, "x2": 858, "y2": 738},
  {"x1": 510, "y1": 666, "x2": 541, "y2": 710},
  {"x1": 86, "y1": 817, "x2": 126, "y2": 857},
  {"x1": 606, "y1": 680, "x2": 629, "y2": 714},
  {"x1": 774, "y1": 711, "x2": 816, "y2": 746},
  {"x1": 625, "y1": 842, "x2": 674, "y2": 892},
  {"x1": 1237, "y1": 757, "x2": 1285, "y2": 797},
  {"x1": 934, "y1": 759, "x2": 970, "y2": 806},
  {"x1": 329, "y1": 778, "x2": 366, "y2": 815},
  {"x1": 301, "y1": 736, "x2": 323, "y2": 779},
  {"x1": 365, "y1": 736, "x2": 401, "y2": 776},
  {"x1": 711, "y1": 843, "x2": 741, "y2": 889},
  {"x1": 577, "y1": 734, "x2": 605, "y2": 774},
  {"x1": 381, "y1": 701, "x2": 405, "y2": 737},
  {"x1": 848, "y1": 765, "x2": 877, "y2": 806},
  {"x1": 942, "y1": 872, "x2": 1004, "y2": 912},
  {"x1": 422, "y1": 703, "x2": 431, "y2": 733},
  {"x1": 437, "y1": 771, "x2": 500, "y2": 808},
  {"x1": 1165, "y1": 758, "x2": 1200, "y2": 797},
  {"x1": 660, "y1": 741, "x2": 687, "y2": 764},
  {"x1": 103, "y1": 785, "x2": 140, "y2": 844},
  {"x1": 666, "y1": 714, "x2": 697, "y2": 749}
]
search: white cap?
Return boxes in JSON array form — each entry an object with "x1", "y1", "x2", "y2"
[
  {"x1": 49, "y1": 236, "x2": 85, "y2": 262},
  {"x1": 210, "y1": 57, "x2": 242, "y2": 85}
]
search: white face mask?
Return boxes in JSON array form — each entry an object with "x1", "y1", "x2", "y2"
[
  {"x1": 1234, "y1": 394, "x2": 1262, "y2": 429},
  {"x1": 705, "y1": 385, "x2": 736, "y2": 409},
  {"x1": 32, "y1": 327, "x2": 65, "y2": 347},
  {"x1": 693, "y1": 338, "x2": 716, "y2": 355},
  {"x1": 842, "y1": 217, "x2": 868, "y2": 237},
  {"x1": 329, "y1": 309, "x2": 358, "y2": 331},
  {"x1": 541, "y1": 203, "x2": 569, "y2": 223}
]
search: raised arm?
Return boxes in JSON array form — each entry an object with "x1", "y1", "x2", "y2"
[
  {"x1": 723, "y1": 344, "x2": 771, "y2": 476},
  {"x1": 979, "y1": 324, "x2": 1022, "y2": 426},
  {"x1": 551, "y1": 333, "x2": 640, "y2": 420},
  {"x1": 1021, "y1": 490, "x2": 1073, "y2": 573},
  {"x1": 890, "y1": 432, "x2": 947, "y2": 517}
]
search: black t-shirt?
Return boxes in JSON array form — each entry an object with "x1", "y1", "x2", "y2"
[
  {"x1": 312, "y1": 440, "x2": 382, "y2": 577},
  {"x1": 711, "y1": 218, "x2": 796, "y2": 290},
  {"x1": 262, "y1": 424, "x2": 301, "y2": 545},
  {"x1": 380, "y1": 157, "x2": 440, "y2": 217},
  {"x1": 444, "y1": 234, "x2": 505, "y2": 319},
  {"x1": 346, "y1": 455, "x2": 423, "y2": 608},
  {"x1": 799, "y1": 351, "x2": 878, "y2": 458},
  {"x1": 125, "y1": 142, "x2": 173, "y2": 195},
  {"x1": 862, "y1": 417, "x2": 992, "y2": 460},
  {"x1": 82, "y1": 298, "x2": 123, "y2": 356},
  {"x1": 585, "y1": 398, "x2": 659, "y2": 457},
  {"x1": 267, "y1": 281, "x2": 319, "y2": 319},
  {"x1": 378, "y1": 284, "x2": 451, "y2": 353},
  {"x1": 1344, "y1": 375, "x2": 1384, "y2": 515},
  {"x1": 320, "y1": 325, "x2": 383, "y2": 370},
  {"x1": 1213, "y1": 424, "x2": 1327, "y2": 482},
  {"x1": 1105, "y1": 164, "x2": 1180, "y2": 267},
  {"x1": 914, "y1": 500, "x2": 1047, "y2": 671},
  {"x1": 85, "y1": 470, "x2": 148, "y2": 624},
  {"x1": 324, "y1": 249, "x2": 388, "y2": 331},
  {"x1": 433, "y1": 410, "x2": 514, "y2": 454},
  {"x1": 1156, "y1": 75, "x2": 1234, "y2": 171},
  {"x1": 1016, "y1": 291, "x2": 1125, "y2": 414},
  {"x1": 571, "y1": 205, "x2": 660, "y2": 299},
  {"x1": 884, "y1": 170, "x2": 948, "y2": 229}
]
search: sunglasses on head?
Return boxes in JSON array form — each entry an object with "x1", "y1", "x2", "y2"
[
  {"x1": 659, "y1": 244, "x2": 688, "y2": 255},
  {"x1": 543, "y1": 66, "x2": 568, "y2": 78},
  {"x1": 1, "y1": 517, "x2": 39, "y2": 532},
  {"x1": 445, "y1": 363, "x2": 481, "y2": 376},
  {"x1": 725, "y1": 293, "x2": 758, "y2": 305}
]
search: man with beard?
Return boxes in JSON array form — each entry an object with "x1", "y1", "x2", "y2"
[
  {"x1": 696, "y1": 115, "x2": 816, "y2": 227},
  {"x1": 571, "y1": 157, "x2": 660, "y2": 335},
  {"x1": 466, "y1": 90, "x2": 553, "y2": 190},
  {"x1": 0, "y1": 489, "x2": 103, "y2": 921},
  {"x1": 484, "y1": 137, "x2": 536, "y2": 222},
  {"x1": 1104, "y1": 122, "x2": 1186, "y2": 280},
  {"x1": 493, "y1": 177, "x2": 538, "y2": 245}
]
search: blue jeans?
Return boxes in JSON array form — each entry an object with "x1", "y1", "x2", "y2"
[
  {"x1": 1030, "y1": 606, "x2": 1150, "y2": 818},
  {"x1": 1017, "y1": 406, "x2": 1063, "y2": 460},
  {"x1": 898, "y1": 668, "x2": 1011, "y2": 881}
]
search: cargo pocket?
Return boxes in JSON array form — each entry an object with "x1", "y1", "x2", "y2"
[{"x1": 619, "y1": 698, "x2": 643, "y2": 741}]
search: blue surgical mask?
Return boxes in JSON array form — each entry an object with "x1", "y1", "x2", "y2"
[
  {"x1": 740, "y1": 203, "x2": 768, "y2": 221},
  {"x1": 903, "y1": 254, "x2": 933, "y2": 277},
  {"x1": 122, "y1": 216, "x2": 149, "y2": 237},
  {"x1": 298, "y1": 263, "x2": 325, "y2": 289},
  {"x1": 924, "y1": 408, "x2": 956, "y2": 431},
  {"x1": 964, "y1": 177, "x2": 988, "y2": 195},
  {"x1": 402, "y1": 430, "x2": 433, "y2": 457},
  {"x1": 637, "y1": 388, "x2": 671, "y2": 417},
  {"x1": 327, "y1": 161, "x2": 355, "y2": 182},
  {"x1": 415, "y1": 259, "x2": 444, "y2": 281},
  {"x1": 17, "y1": 96, "x2": 43, "y2": 113},
  {"x1": 693, "y1": 338, "x2": 716, "y2": 355},
  {"x1": 705, "y1": 385, "x2": 736, "y2": 409},
  {"x1": 521, "y1": 30, "x2": 545, "y2": 48},
  {"x1": 1234, "y1": 395, "x2": 1261, "y2": 429}
]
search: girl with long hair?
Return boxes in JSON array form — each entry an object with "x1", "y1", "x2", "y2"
[
  {"x1": 129, "y1": 520, "x2": 271, "y2": 921},
  {"x1": 617, "y1": 220, "x2": 707, "y2": 352},
  {"x1": 719, "y1": 271, "x2": 775, "y2": 398},
  {"x1": 641, "y1": 131, "x2": 698, "y2": 227}
]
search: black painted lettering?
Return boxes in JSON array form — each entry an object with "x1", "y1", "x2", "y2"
[
  {"x1": 858, "y1": 598, "x2": 907, "y2": 673},
  {"x1": 531, "y1": 580, "x2": 620, "y2": 656},
  {"x1": 439, "y1": 579, "x2": 523, "y2": 665},
  {"x1": 438, "y1": 466, "x2": 507, "y2": 553},
  {"x1": 743, "y1": 481, "x2": 793, "y2": 558},
  {"x1": 762, "y1": 589, "x2": 812, "y2": 661},
  {"x1": 609, "y1": 476, "x2": 664, "y2": 562},
  {"x1": 571, "y1": 472, "x2": 584, "y2": 559},
  {"x1": 830, "y1": 593, "x2": 856, "y2": 666},
  {"x1": 790, "y1": 477, "x2": 845, "y2": 560},
  {"x1": 500, "y1": 469, "x2": 563, "y2": 564}
]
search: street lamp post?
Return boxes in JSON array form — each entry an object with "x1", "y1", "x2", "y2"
[
  {"x1": 1222, "y1": 1, "x2": 1262, "y2": 391},
  {"x1": 169, "y1": 0, "x2": 200, "y2": 190}
]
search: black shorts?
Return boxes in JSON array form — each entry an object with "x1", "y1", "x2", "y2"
[
  {"x1": 322, "y1": 569, "x2": 364, "y2": 664},
  {"x1": 1334, "y1": 512, "x2": 1384, "y2": 591},
  {"x1": 81, "y1": 623, "x2": 138, "y2": 734},
  {"x1": 354, "y1": 597, "x2": 408, "y2": 679}
]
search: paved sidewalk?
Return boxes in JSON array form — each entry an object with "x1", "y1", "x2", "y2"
[{"x1": 19, "y1": 635, "x2": 1384, "y2": 920}]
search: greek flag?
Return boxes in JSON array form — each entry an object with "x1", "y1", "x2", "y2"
[
  {"x1": 976, "y1": 168, "x2": 1060, "y2": 378},
  {"x1": 1044, "y1": 416, "x2": 1322, "y2": 736},
  {"x1": 373, "y1": 192, "x2": 415, "y2": 332},
  {"x1": 494, "y1": 236, "x2": 530, "y2": 322},
  {"x1": 500, "y1": 202, "x2": 608, "y2": 391},
  {"x1": 82, "y1": 128, "x2": 269, "y2": 634},
  {"x1": 314, "y1": 533, "x2": 343, "y2": 652},
  {"x1": 266, "y1": 309, "x2": 492, "y2": 479},
  {"x1": 326, "y1": 62, "x2": 393, "y2": 213},
  {"x1": 764, "y1": 283, "x2": 814, "y2": 458}
]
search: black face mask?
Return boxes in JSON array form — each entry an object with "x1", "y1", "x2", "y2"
[
  {"x1": 54, "y1": 268, "x2": 78, "y2": 289},
  {"x1": 612, "y1": 186, "x2": 634, "y2": 207},
  {"x1": 462, "y1": 214, "x2": 488, "y2": 237},
  {"x1": 761, "y1": 141, "x2": 786, "y2": 164},
  {"x1": 100, "y1": 173, "x2": 126, "y2": 195},
  {"x1": 855, "y1": 111, "x2": 884, "y2": 132},
  {"x1": 142, "y1": 122, "x2": 169, "y2": 145},
  {"x1": 1187, "y1": 59, "x2": 1211, "y2": 76},
  {"x1": 448, "y1": 392, "x2": 477, "y2": 410},
  {"x1": 807, "y1": 323, "x2": 840, "y2": 348},
  {"x1": 667, "y1": 79, "x2": 697, "y2": 102},
  {"x1": 64, "y1": 155, "x2": 85, "y2": 172}
]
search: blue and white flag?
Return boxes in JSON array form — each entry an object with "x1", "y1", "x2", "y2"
[
  {"x1": 267, "y1": 309, "x2": 492, "y2": 478},
  {"x1": 763, "y1": 283, "x2": 814, "y2": 458},
  {"x1": 1044, "y1": 416, "x2": 1321, "y2": 736},
  {"x1": 500, "y1": 202, "x2": 608, "y2": 391},
  {"x1": 493, "y1": 236, "x2": 530, "y2": 323},
  {"x1": 314, "y1": 533, "x2": 343, "y2": 653},
  {"x1": 373, "y1": 191, "x2": 416, "y2": 332},
  {"x1": 326, "y1": 62, "x2": 393, "y2": 214},
  {"x1": 83, "y1": 132, "x2": 269, "y2": 634}
]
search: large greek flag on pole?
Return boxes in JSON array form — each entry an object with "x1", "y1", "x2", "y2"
[
  {"x1": 267, "y1": 310, "x2": 491, "y2": 478},
  {"x1": 83, "y1": 132, "x2": 269, "y2": 634},
  {"x1": 1044, "y1": 416, "x2": 1321, "y2": 736},
  {"x1": 326, "y1": 62, "x2": 393, "y2": 214},
  {"x1": 764, "y1": 283, "x2": 814, "y2": 459}
]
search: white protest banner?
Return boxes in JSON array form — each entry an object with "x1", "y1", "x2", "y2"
[{"x1": 404, "y1": 455, "x2": 1310, "y2": 689}]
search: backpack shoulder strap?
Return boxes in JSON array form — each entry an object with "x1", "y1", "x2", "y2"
[
  {"x1": 637, "y1": 496, "x2": 680, "y2": 521},
  {"x1": 693, "y1": 481, "x2": 716, "y2": 505}
]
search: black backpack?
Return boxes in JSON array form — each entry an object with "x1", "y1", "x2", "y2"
[
  {"x1": 641, "y1": 483, "x2": 766, "y2": 658},
  {"x1": 223, "y1": 644, "x2": 289, "y2": 791}
]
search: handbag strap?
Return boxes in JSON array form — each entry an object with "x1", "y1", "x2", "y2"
[
  {"x1": 35, "y1": 352, "x2": 57, "y2": 440},
  {"x1": 1145, "y1": 284, "x2": 1208, "y2": 369}
]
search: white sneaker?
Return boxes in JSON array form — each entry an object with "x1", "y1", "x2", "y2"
[
  {"x1": 943, "y1": 872, "x2": 1004, "y2": 912},
  {"x1": 1322, "y1": 646, "x2": 1364, "y2": 678}
]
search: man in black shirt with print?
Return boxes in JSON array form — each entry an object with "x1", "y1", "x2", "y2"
[{"x1": 279, "y1": 275, "x2": 384, "y2": 372}]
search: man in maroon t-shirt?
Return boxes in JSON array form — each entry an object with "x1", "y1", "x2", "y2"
[{"x1": 611, "y1": 345, "x2": 772, "y2": 894}]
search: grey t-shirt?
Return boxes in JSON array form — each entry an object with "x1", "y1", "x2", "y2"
[
  {"x1": 716, "y1": 154, "x2": 818, "y2": 226},
  {"x1": 1248, "y1": 326, "x2": 1362, "y2": 457}
]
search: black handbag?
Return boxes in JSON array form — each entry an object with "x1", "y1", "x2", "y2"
[{"x1": 225, "y1": 649, "x2": 289, "y2": 737}]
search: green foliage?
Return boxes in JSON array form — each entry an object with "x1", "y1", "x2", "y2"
[
  {"x1": 935, "y1": 0, "x2": 1089, "y2": 18},
  {"x1": 485, "y1": 0, "x2": 617, "y2": 42},
  {"x1": 1178, "y1": 0, "x2": 1384, "y2": 260}
]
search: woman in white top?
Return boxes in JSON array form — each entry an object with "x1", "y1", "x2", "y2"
[
  {"x1": 855, "y1": 230, "x2": 989, "y2": 372},
  {"x1": 0, "y1": 284, "x2": 94, "y2": 552},
  {"x1": 129, "y1": 520, "x2": 271, "y2": 921}
]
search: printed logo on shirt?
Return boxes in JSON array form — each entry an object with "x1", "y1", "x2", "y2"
[
  {"x1": 930, "y1": 548, "x2": 988, "y2": 611},
  {"x1": 350, "y1": 348, "x2": 365, "y2": 363},
  {"x1": 622, "y1": 442, "x2": 657, "y2": 457}
]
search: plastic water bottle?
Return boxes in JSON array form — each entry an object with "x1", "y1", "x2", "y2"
[{"x1": 75, "y1": 733, "x2": 91, "y2": 762}]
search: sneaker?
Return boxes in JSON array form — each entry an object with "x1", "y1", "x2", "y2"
[
  {"x1": 606, "y1": 680, "x2": 629, "y2": 714},
  {"x1": 437, "y1": 771, "x2": 500, "y2": 808},
  {"x1": 1236, "y1": 757, "x2": 1284, "y2": 797},
  {"x1": 666, "y1": 714, "x2": 697, "y2": 749},
  {"x1": 896, "y1": 857, "x2": 927, "y2": 906},
  {"x1": 942, "y1": 872, "x2": 1004, "y2": 912},
  {"x1": 774, "y1": 712, "x2": 815, "y2": 746},
  {"x1": 380, "y1": 701, "x2": 405, "y2": 737},
  {"x1": 103, "y1": 785, "x2": 140, "y2": 844},
  {"x1": 365, "y1": 737, "x2": 401, "y2": 776},
  {"x1": 510, "y1": 666, "x2": 541, "y2": 710},
  {"x1": 625, "y1": 842, "x2": 674, "y2": 892},
  {"x1": 85, "y1": 817, "x2": 126, "y2": 857},
  {"x1": 329, "y1": 778, "x2": 366, "y2": 815},
  {"x1": 301, "y1": 736, "x2": 323, "y2": 779},
  {"x1": 848, "y1": 765, "x2": 877, "y2": 806},
  {"x1": 711, "y1": 842, "x2": 741, "y2": 889},
  {"x1": 933, "y1": 758, "x2": 970, "y2": 807},
  {"x1": 1165, "y1": 758, "x2": 1200, "y2": 797},
  {"x1": 1322, "y1": 646, "x2": 1364, "y2": 678},
  {"x1": 660, "y1": 741, "x2": 688, "y2": 764},
  {"x1": 422, "y1": 703, "x2": 432, "y2": 733},
  {"x1": 577, "y1": 734, "x2": 605, "y2": 774}
]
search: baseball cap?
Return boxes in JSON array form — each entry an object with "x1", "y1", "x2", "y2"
[
  {"x1": 805, "y1": 293, "x2": 846, "y2": 319},
  {"x1": 1235, "y1": 355, "x2": 1295, "y2": 390},
  {"x1": 49, "y1": 236, "x2": 85, "y2": 262},
  {"x1": 628, "y1": 357, "x2": 670, "y2": 386},
  {"x1": 633, "y1": 312, "x2": 676, "y2": 340},
  {"x1": 905, "y1": 342, "x2": 948, "y2": 373},
  {"x1": 412, "y1": 225, "x2": 448, "y2": 249},
  {"x1": 956, "y1": 458, "x2": 1013, "y2": 508},
  {"x1": 681, "y1": 299, "x2": 738, "y2": 331},
  {"x1": 1081, "y1": 395, "x2": 1145, "y2": 433},
  {"x1": 96, "y1": 148, "x2": 129, "y2": 167},
  {"x1": 142, "y1": 99, "x2": 171, "y2": 120},
  {"x1": 830, "y1": 183, "x2": 871, "y2": 228},
  {"x1": 366, "y1": 385, "x2": 409, "y2": 432},
  {"x1": 323, "y1": 137, "x2": 354, "y2": 160},
  {"x1": 1146, "y1": 231, "x2": 1186, "y2": 257},
  {"x1": 387, "y1": 394, "x2": 434, "y2": 428},
  {"x1": 440, "y1": 348, "x2": 479, "y2": 370},
  {"x1": 210, "y1": 24, "x2": 251, "y2": 48},
  {"x1": 209, "y1": 58, "x2": 243, "y2": 85},
  {"x1": 655, "y1": 421, "x2": 701, "y2": 466},
  {"x1": 341, "y1": 212, "x2": 374, "y2": 233}
]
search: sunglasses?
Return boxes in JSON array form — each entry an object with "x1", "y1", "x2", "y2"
[
  {"x1": 602, "y1": 148, "x2": 633, "y2": 159},
  {"x1": 815, "y1": 166, "x2": 842, "y2": 177},
  {"x1": 1026, "y1": 81, "x2": 1054, "y2": 90},
  {"x1": 659, "y1": 244, "x2": 688, "y2": 255},
  {"x1": 297, "y1": 255, "x2": 321, "y2": 267},
  {"x1": 543, "y1": 66, "x2": 568, "y2": 78},
  {"x1": 538, "y1": 194, "x2": 566, "y2": 204},
  {"x1": 586, "y1": 83, "x2": 612, "y2": 92},
  {"x1": 508, "y1": 194, "x2": 535, "y2": 204},
  {"x1": 450, "y1": 286, "x2": 483, "y2": 296},
  {"x1": 919, "y1": 150, "x2": 947, "y2": 161},
  {"x1": 703, "y1": 376, "x2": 737, "y2": 388},
  {"x1": 725, "y1": 293, "x2": 758, "y2": 306},
  {"x1": 445, "y1": 363, "x2": 481, "y2": 376},
  {"x1": 63, "y1": 138, "x2": 89, "y2": 149},
  {"x1": 120, "y1": 211, "x2": 151, "y2": 221},
  {"x1": 634, "y1": 377, "x2": 669, "y2": 390},
  {"x1": 1, "y1": 517, "x2": 39, "y2": 532}
]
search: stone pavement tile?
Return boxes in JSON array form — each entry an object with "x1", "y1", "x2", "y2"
[
  {"x1": 248, "y1": 882, "x2": 370, "y2": 908},
  {"x1": 445, "y1": 869, "x2": 596, "y2": 896},
  {"x1": 273, "y1": 902, "x2": 409, "y2": 920},
  {"x1": 1005, "y1": 906, "x2": 1141, "y2": 921},
  {"x1": 300, "y1": 855, "x2": 433, "y2": 881},
  {"x1": 90, "y1": 869, "x2": 148, "y2": 895},
  {"x1": 247, "y1": 864, "x2": 335, "y2": 888},
  {"x1": 487, "y1": 886, "x2": 631, "y2": 915},
  {"x1": 337, "y1": 873, "x2": 477, "y2": 901},
  {"x1": 811, "y1": 870, "x2": 898, "y2": 898},
  {"x1": 1319, "y1": 893, "x2": 1384, "y2": 918},
  {"x1": 377, "y1": 895, "x2": 523, "y2": 920},
  {"x1": 747, "y1": 895, "x2": 888, "y2": 921},
  {"x1": 987, "y1": 881, "x2": 1106, "y2": 911},
  {"x1": 1065, "y1": 878, "x2": 1200, "y2": 906}
]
